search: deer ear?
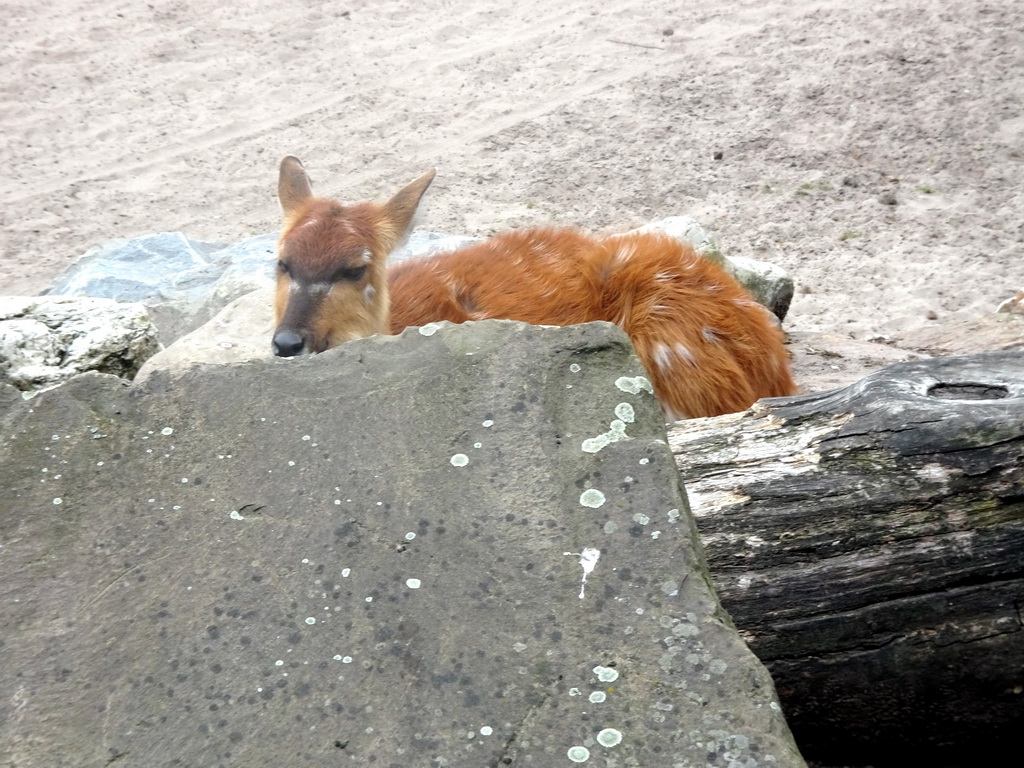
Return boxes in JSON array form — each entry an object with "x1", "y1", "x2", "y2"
[
  {"x1": 278, "y1": 156, "x2": 314, "y2": 216},
  {"x1": 381, "y1": 169, "x2": 436, "y2": 243}
]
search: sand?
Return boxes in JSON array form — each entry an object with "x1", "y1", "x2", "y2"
[{"x1": 2, "y1": 0, "x2": 1022, "y2": 345}]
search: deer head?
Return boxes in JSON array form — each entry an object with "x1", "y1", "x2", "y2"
[{"x1": 271, "y1": 156, "x2": 435, "y2": 356}]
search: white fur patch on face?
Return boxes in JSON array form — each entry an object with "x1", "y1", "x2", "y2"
[
  {"x1": 359, "y1": 248, "x2": 372, "y2": 264},
  {"x1": 363, "y1": 284, "x2": 377, "y2": 305},
  {"x1": 289, "y1": 279, "x2": 332, "y2": 295}
]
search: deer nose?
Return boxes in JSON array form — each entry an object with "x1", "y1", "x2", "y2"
[{"x1": 272, "y1": 330, "x2": 306, "y2": 357}]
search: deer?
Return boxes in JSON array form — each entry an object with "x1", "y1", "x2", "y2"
[{"x1": 272, "y1": 156, "x2": 797, "y2": 419}]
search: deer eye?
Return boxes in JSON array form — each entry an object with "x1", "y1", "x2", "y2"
[
  {"x1": 277, "y1": 260, "x2": 291, "y2": 276},
  {"x1": 334, "y1": 264, "x2": 368, "y2": 282}
]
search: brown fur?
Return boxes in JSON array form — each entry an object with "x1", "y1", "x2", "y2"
[{"x1": 273, "y1": 157, "x2": 797, "y2": 418}]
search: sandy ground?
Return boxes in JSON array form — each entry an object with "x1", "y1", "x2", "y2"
[{"x1": 1, "y1": 0, "x2": 1022, "y2": 350}]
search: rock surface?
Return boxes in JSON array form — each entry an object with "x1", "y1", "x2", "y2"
[
  {"x1": 42, "y1": 232, "x2": 279, "y2": 344},
  {"x1": 133, "y1": 287, "x2": 276, "y2": 384},
  {"x1": 0, "y1": 320, "x2": 805, "y2": 767},
  {"x1": 0, "y1": 295, "x2": 160, "y2": 394}
]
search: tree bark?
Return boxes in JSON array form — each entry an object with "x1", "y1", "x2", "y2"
[{"x1": 668, "y1": 350, "x2": 1024, "y2": 766}]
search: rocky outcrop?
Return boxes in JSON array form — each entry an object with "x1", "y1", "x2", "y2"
[
  {"x1": 133, "y1": 286, "x2": 276, "y2": 384},
  {"x1": 0, "y1": 320, "x2": 806, "y2": 767},
  {"x1": 42, "y1": 231, "x2": 278, "y2": 344},
  {"x1": 0, "y1": 295, "x2": 160, "y2": 394}
]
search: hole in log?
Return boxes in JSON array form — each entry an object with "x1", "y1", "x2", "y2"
[{"x1": 926, "y1": 382, "x2": 1010, "y2": 400}]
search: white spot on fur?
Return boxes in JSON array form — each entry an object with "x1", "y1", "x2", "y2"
[
  {"x1": 307, "y1": 282, "x2": 332, "y2": 295},
  {"x1": 363, "y1": 284, "x2": 376, "y2": 305},
  {"x1": 614, "y1": 244, "x2": 636, "y2": 262},
  {"x1": 674, "y1": 343, "x2": 697, "y2": 366},
  {"x1": 652, "y1": 343, "x2": 673, "y2": 372},
  {"x1": 445, "y1": 278, "x2": 464, "y2": 299},
  {"x1": 702, "y1": 327, "x2": 720, "y2": 343}
]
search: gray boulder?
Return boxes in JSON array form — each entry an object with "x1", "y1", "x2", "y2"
[
  {"x1": 133, "y1": 286, "x2": 276, "y2": 384},
  {"x1": 0, "y1": 295, "x2": 160, "y2": 395},
  {"x1": 43, "y1": 232, "x2": 279, "y2": 343},
  {"x1": 0, "y1": 320, "x2": 805, "y2": 767}
]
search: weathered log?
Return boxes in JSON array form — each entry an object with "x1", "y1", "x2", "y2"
[{"x1": 668, "y1": 350, "x2": 1024, "y2": 766}]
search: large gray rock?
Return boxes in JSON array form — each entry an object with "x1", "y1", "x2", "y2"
[
  {"x1": 43, "y1": 232, "x2": 279, "y2": 343},
  {"x1": 0, "y1": 320, "x2": 805, "y2": 767},
  {"x1": 0, "y1": 295, "x2": 160, "y2": 395},
  {"x1": 133, "y1": 286, "x2": 276, "y2": 384}
]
